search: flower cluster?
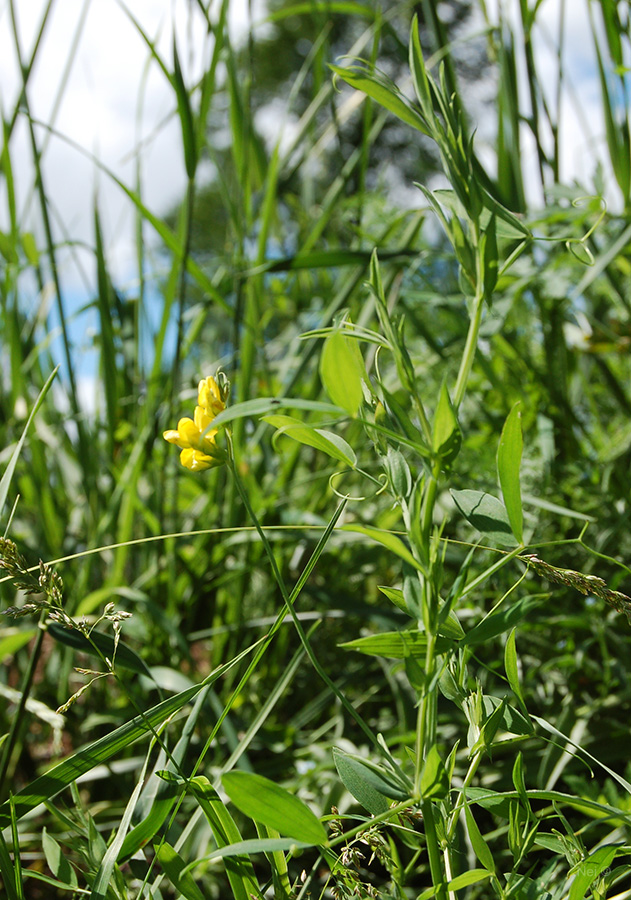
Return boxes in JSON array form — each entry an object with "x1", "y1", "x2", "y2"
[{"x1": 163, "y1": 374, "x2": 229, "y2": 471}]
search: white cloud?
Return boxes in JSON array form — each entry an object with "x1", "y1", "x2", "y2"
[
  {"x1": 0, "y1": 0, "x2": 257, "y2": 288},
  {"x1": 479, "y1": 0, "x2": 618, "y2": 207}
]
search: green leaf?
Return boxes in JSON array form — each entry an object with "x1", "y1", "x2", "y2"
[
  {"x1": 432, "y1": 382, "x2": 461, "y2": 466},
  {"x1": 172, "y1": 37, "x2": 197, "y2": 179},
  {"x1": 333, "y1": 749, "x2": 402, "y2": 813},
  {"x1": 464, "y1": 800, "x2": 496, "y2": 873},
  {"x1": 450, "y1": 489, "x2": 518, "y2": 547},
  {"x1": 329, "y1": 64, "x2": 429, "y2": 135},
  {"x1": 47, "y1": 622, "x2": 153, "y2": 678},
  {"x1": 198, "y1": 837, "x2": 314, "y2": 860},
  {"x1": 340, "y1": 525, "x2": 425, "y2": 573},
  {"x1": 210, "y1": 397, "x2": 344, "y2": 429},
  {"x1": 117, "y1": 778, "x2": 180, "y2": 861},
  {"x1": 263, "y1": 415, "x2": 356, "y2": 466},
  {"x1": 408, "y1": 15, "x2": 433, "y2": 122},
  {"x1": 266, "y1": 2, "x2": 376, "y2": 23},
  {"x1": 497, "y1": 402, "x2": 524, "y2": 544},
  {"x1": 378, "y1": 585, "x2": 409, "y2": 614},
  {"x1": 568, "y1": 844, "x2": 620, "y2": 900},
  {"x1": 0, "y1": 230, "x2": 18, "y2": 264},
  {"x1": 21, "y1": 232, "x2": 39, "y2": 266},
  {"x1": 222, "y1": 771, "x2": 327, "y2": 845},
  {"x1": 340, "y1": 630, "x2": 454, "y2": 658},
  {"x1": 468, "y1": 786, "x2": 631, "y2": 825},
  {"x1": 186, "y1": 776, "x2": 260, "y2": 900},
  {"x1": 154, "y1": 842, "x2": 206, "y2": 900},
  {"x1": 0, "y1": 828, "x2": 20, "y2": 900},
  {"x1": 319, "y1": 330, "x2": 367, "y2": 416},
  {"x1": 482, "y1": 213, "x2": 498, "y2": 298},
  {"x1": 416, "y1": 870, "x2": 491, "y2": 899},
  {"x1": 505, "y1": 628, "x2": 527, "y2": 713},
  {"x1": 420, "y1": 745, "x2": 449, "y2": 800},
  {"x1": 42, "y1": 829, "x2": 78, "y2": 888}
]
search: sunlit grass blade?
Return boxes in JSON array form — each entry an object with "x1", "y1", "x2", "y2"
[{"x1": 0, "y1": 367, "x2": 58, "y2": 520}]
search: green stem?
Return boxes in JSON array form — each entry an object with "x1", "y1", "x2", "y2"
[
  {"x1": 0, "y1": 611, "x2": 47, "y2": 796},
  {"x1": 453, "y1": 290, "x2": 484, "y2": 410},
  {"x1": 446, "y1": 750, "x2": 483, "y2": 841},
  {"x1": 422, "y1": 799, "x2": 447, "y2": 900}
]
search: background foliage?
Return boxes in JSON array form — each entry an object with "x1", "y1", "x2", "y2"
[{"x1": 1, "y1": 1, "x2": 631, "y2": 898}]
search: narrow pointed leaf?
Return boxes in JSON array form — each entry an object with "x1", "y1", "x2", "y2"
[{"x1": 497, "y1": 402, "x2": 523, "y2": 544}]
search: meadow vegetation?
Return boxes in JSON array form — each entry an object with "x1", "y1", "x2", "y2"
[{"x1": 1, "y1": 1, "x2": 631, "y2": 898}]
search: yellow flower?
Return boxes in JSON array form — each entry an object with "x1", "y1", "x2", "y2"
[
  {"x1": 198, "y1": 375, "x2": 226, "y2": 419},
  {"x1": 163, "y1": 375, "x2": 228, "y2": 471}
]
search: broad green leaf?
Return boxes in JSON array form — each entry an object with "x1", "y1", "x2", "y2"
[
  {"x1": 450, "y1": 489, "x2": 518, "y2": 547},
  {"x1": 319, "y1": 330, "x2": 366, "y2": 416},
  {"x1": 505, "y1": 628, "x2": 527, "y2": 713},
  {"x1": 340, "y1": 630, "x2": 454, "y2": 658},
  {"x1": 432, "y1": 382, "x2": 461, "y2": 466},
  {"x1": 340, "y1": 525, "x2": 425, "y2": 573},
  {"x1": 222, "y1": 771, "x2": 327, "y2": 845},
  {"x1": 42, "y1": 829, "x2": 78, "y2": 888},
  {"x1": 333, "y1": 749, "x2": 400, "y2": 813},
  {"x1": 263, "y1": 415, "x2": 356, "y2": 466},
  {"x1": 568, "y1": 844, "x2": 620, "y2": 900},
  {"x1": 154, "y1": 842, "x2": 206, "y2": 900},
  {"x1": 497, "y1": 402, "x2": 524, "y2": 544},
  {"x1": 420, "y1": 745, "x2": 449, "y2": 800},
  {"x1": 464, "y1": 800, "x2": 496, "y2": 873},
  {"x1": 385, "y1": 447, "x2": 412, "y2": 498}
]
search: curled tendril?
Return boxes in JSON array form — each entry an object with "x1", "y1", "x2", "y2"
[{"x1": 329, "y1": 470, "x2": 388, "y2": 501}]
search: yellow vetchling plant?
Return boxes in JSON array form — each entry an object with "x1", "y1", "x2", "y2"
[{"x1": 163, "y1": 374, "x2": 229, "y2": 471}]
